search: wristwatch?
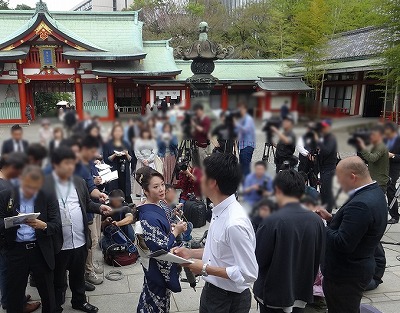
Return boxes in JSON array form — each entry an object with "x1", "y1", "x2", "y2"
[{"x1": 201, "y1": 263, "x2": 209, "y2": 277}]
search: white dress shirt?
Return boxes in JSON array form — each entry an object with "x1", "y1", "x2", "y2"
[
  {"x1": 53, "y1": 173, "x2": 86, "y2": 250},
  {"x1": 202, "y1": 194, "x2": 258, "y2": 293},
  {"x1": 347, "y1": 181, "x2": 376, "y2": 197}
]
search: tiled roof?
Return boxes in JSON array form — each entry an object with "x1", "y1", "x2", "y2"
[
  {"x1": 0, "y1": 46, "x2": 29, "y2": 61},
  {"x1": 324, "y1": 27, "x2": 387, "y2": 61},
  {"x1": 175, "y1": 59, "x2": 294, "y2": 82},
  {"x1": 257, "y1": 77, "x2": 312, "y2": 91},
  {"x1": 0, "y1": 9, "x2": 144, "y2": 55},
  {"x1": 91, "y1": 40, "x2": 181, "y2": 76}
]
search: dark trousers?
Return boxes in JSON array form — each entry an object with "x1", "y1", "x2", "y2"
[
  {"x1": 0, "y1": 249, "x2": 7, "y2": 308},
  {"x1": 388, "y1": 171, "x2": 400, "y2": 220},
  {"x1": 200, "y1": 283, "x2": 251, "y2": 313},
  {"x1": 239, "y1": 146, "x2": 254, "y2": 179},
  {"x1": 7, "y1": 242, "x2": 55, "y2": 313},
  {"x1": 320, "y1": 168, "x2": 335, "y2": 213},
  {"x1": 259, "y1": 305, "x2": 304, "y2": 313},
  {"x1": 323, "y1": 278, "x2": 367, "y2": 313},
  {"x1": 54, "y1": 246, "x2": 88, "y2": 312}
]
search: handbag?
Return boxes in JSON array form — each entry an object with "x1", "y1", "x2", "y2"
[{"x1": 154, "y1": 156, "x2": 164, "y2": 175}]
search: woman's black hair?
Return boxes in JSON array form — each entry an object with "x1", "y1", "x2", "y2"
[
  {"x1": 135, "y1": 167, "x2": 164, "y2": 192},
  {"x1": 252, "y1": 198, "x2": 278, "y2": 216}
]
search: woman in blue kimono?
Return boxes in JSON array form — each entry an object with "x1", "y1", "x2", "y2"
[{"x1": 135, "y1": 167, "x2": 187, "y2": 313}]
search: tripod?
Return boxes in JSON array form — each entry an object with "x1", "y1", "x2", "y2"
[
  {"x1": 170, "y1": 139, "x2": 196, "y2": 184},
  {"x1": 262, "y1": 142, "x2": 276, "y2": 164}
]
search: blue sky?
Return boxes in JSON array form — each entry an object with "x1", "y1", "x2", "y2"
[{"x1": 8, "y1": 0, "x2": 83, "y2": 10}]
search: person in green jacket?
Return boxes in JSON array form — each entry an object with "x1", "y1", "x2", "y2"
[{"x1": 358, "y1": 124, "x2": 389, "y2": 193}]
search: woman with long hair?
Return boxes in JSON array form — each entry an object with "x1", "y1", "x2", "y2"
[
  {"x1": 133, "y1": 128, "x2": 158, "y2": 196},
  {"x1": 157, "y1": 123, "x2": 178, "y2": 184},
  {"x1": 103, "y1": 124, "x2": 133, "y2": 203},
  {"x1": 135, "y1": 167, "x2": 187, "y2": 313}
]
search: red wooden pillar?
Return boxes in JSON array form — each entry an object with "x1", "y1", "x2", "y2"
[
  {"x1": 107, "y1": 78, "x2": 115, "y2": 120},
  {"x1": 291, "y1": 93, "x2": 298, "y2": 112},
  {"x1": 26, "y1": 83, "x2": 35, "y2": 121},
  {"x1": 221, "y1": 84, "x2": 228, "y2": 111},
  {"x1": 354, "y1": 72, "x2": 364, "y2": 116},
  {"x1": 265, "y1": 92, "x2": 272, "y2": 111},
  {"x1": 17, "y1": 62, "x2": 27, "y2": 122},
  {"x1": 256, "y1": 87, "x2": 264, "y2": 118},
  {"x1": 143, "y1": 85, "x2": 150, "y2": 115},
  {"x1": 75, "y1": 76, "x2": 83, "y2": 120},
  {"x1": 185, "y1": 85, "x2": 191, "y2": 110}
]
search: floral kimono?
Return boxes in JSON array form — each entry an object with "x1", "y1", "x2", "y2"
[{"x1": 137, "y1": 203, "x2": 181, "y2": 313}]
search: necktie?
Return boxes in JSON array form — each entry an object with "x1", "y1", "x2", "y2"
[{"x1": 16, "y1": 141, "x2": 21, "y2": 152}]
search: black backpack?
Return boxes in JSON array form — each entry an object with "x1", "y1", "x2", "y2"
[{"x1": 183, "y1": 197, "x2": 207, "y2": 228}]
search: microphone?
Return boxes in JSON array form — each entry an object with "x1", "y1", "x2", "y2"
[{"x1": 183, "y1": 266, "x2": 197, "y2": 291}]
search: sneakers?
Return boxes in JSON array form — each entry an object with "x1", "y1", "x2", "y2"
[{"x1": 85, "y1": 272, "x2": 103, "y2": 285}]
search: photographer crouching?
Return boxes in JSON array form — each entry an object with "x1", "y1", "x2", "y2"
[
  {"x1": 271, "y1": 115, "x2": 297, "y2": 173},
  {"x1": 314, "y1": 120, "x2": 337, "y2": 213},
  {"x1": 357, "y1": 125, "x2": 389, "y2": 193}
]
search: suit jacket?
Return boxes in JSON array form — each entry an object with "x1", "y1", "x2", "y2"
[
  {"x1": 1, "y1": 138, "x2": 29, "y2": 155},
  {"x1": 322, "y1": 183, "x2": 387, "y2": 284},
  {"x1": 43, "y1": 174, "x2": 102, "y2": 252},
  {"x1": 253, "y1": 203, "x2": 326, "y2": 308},
  {"x1": 0, "y1": 186, "x2": 62, "y2": 270},
  {"x1": 387, "y1": 136, "x2": 400, "y2": 175}
]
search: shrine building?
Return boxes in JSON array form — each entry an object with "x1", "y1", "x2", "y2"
[{"x1": 1, "y1": 1, "x2": 385, "y2": 123}]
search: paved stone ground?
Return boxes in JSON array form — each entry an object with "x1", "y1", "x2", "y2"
[{"x1": 2, "y1": 116, "x2": 399, "y2": 313}]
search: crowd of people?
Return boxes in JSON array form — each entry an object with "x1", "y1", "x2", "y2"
[{"x1": 0, "y1": 101, "x2": 396, "y2": 313}]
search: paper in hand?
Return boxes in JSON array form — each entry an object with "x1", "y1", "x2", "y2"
[
  {"x1": 148, "y1": 249, "x2": 194, "y2": 264},
  {"x1": 4, "y1": 213, "x2": 40, "y2": 229}
]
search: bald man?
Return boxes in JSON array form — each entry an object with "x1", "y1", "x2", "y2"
[{"x1": 317, "y1": 156, "x2": 387, "y2": 313}]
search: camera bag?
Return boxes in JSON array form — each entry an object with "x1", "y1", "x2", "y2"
[{"x1": 183, "y1": 199, "x2": 207, "y2": 228}]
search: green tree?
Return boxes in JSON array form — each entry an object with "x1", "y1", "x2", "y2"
[
  {"x1": 379, "y1": 0, "x2": 400, "y2": 121},
  {"x1": 15, "y1": 4, "x2": 33, "y2": 10},
  {"x1": 34, "y1": 92, "x2": 73, "y2": 117},
  {"x1": 0, "y1": 0, "x2": 9, "y2": 9}
]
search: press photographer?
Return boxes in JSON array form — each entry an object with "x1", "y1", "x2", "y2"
[
  {"x1": 297, "y1": 122, "x2": 321, "y2": 188},
  {"x1": 243, "y1": 161, "x2": 273, "y2": 207},
  {"x1": 315, "y1": 119, "x2": 337, "y2": 213},
  {"x1": 384, "y1": 122, "x2": 400, "y2": 224},
  {"x1": 211, "y1": 110, "x2": 239, "y2": 154},
  {"x1": 357, "y1": 124, "x2": 389, "y2": 193},
  {"x1": 192, "y1": 104, "x2": 211, "y2": 165},
  {"x1": 271, "y1": 115, "x2": 297, "y2": 173}
]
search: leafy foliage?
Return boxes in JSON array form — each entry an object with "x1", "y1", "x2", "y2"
[{"x1": 34, "y1": 92, "x2": 73, "y2": 117}]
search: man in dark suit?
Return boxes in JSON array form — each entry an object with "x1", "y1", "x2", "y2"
[
  {"x1": 317, "y1": 156, "x2": 387, "y2": 313},
  {"x1": 0, "y1": 165, "x2": 62, "y2": 313},
  {"x1": 254, "y1": 170, "x2": 325, "y2": 313},
  {"x1": 1, "y1": 124, "x2": 29, "y2": 155},
  {"x1": 384, "y1": 122, "x2": 400, "y2": 224},
  {"x1": 47, "y1": 147, "x2": 111, "y2": 313}
]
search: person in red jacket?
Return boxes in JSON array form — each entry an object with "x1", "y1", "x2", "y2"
[{"x1": 174, "y1": 165, "x2": 202, "y2": 203}]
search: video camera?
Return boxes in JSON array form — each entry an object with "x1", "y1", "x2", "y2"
[
  {"x1": 257, "y1": 178, "x2": 271, "y2": 195},
  {"x1": 262, "y1": 117, "x2": 282, "y2": 144},
  {"x1": 304, "y1": 122, "x2": 324, "y2": 154},
  {"x1": 348, "y1": 130, "x2": 371, "y2": 150}
]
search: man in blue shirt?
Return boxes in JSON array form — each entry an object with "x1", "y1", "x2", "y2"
[
  {"x1": 0, "y1": 165, "x2": 62, "y2": 313},
  {"x1": 243, "y1": 161, "x2": 273, "y2": 207},
  {"x1": 236, "y1": 103, "x2": 256, "y2": 178}
]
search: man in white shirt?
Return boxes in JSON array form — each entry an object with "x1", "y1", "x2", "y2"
[{"x1": 174, "y1": 153, "x2": 258, "y2": 313}]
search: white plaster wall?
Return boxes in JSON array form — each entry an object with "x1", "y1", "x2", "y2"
[
  {"x1": 0, "y1": 84, "x2": 20, "y2": 102},
  {"x1": 82, "y1": 83, "x2": 107, "y2": 103}
]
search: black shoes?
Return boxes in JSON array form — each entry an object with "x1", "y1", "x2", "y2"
[
  {"x1": 388, "y1": 218, "x2": 399, "y2": 224},
  {"x1": 72, "y1": 302, "x2": 99, "y2": 313},
  {"x1": 85, "y1": 281, "x2": 96, "y2": 292}
]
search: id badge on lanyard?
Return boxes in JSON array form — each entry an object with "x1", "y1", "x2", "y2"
[{"x1": 57, "y1": 182, "x2": 73, "y2": 227}]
